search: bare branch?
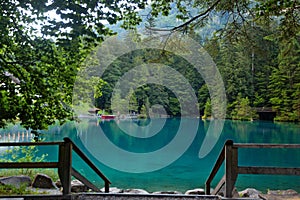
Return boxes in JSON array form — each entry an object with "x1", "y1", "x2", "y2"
[
  {"x1": 146, "y1": 0, "x2": 222, "y2": 32},
  {"x1": 172, "y1": 0, "x2": 222, "y2": 31}
]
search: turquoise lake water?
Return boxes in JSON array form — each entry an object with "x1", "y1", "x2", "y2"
[{"x1": 1, "y1": 118, "x2": 300, "y2": 193}]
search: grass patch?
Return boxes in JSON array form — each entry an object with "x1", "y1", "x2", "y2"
[
  {"x1": 0, "y1": 168, "x2": 59, "y2": 182},
  {"x1": 0, "y1": 183, "x2": 43, "y2": 195},
  {"x1": 0, "y1": 169, "x2": 59, "y2": 195}
]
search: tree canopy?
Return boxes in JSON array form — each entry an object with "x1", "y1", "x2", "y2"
[{"x1": 0, "y1": 0, "x2": 146, "y2": 130}]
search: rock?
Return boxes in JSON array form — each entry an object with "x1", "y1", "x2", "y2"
[
  {"x1": 55, "y1": 179, "x2": 61, "y2": 188},
  {"x1": 101, "y1": 187, "x2": 123, "y2": 193},
  {"x1": 152, "y1": 191, "x2": 182, "y2": 195},
  {"x1": 32, "y1": 173, "x2": 57, "y2": 189},
  {"x1": 27, "y1": 187, "x2": 62, "y2": 195},
  {"x1": 232, "y1": 187, "x2": 240, "y2": 198},
  {"x1": 239, "y1": 188, "x2": 262, "y2": 198},
  {"x1": 71, "y1": 179, "x2": 89, "y2": 193},
  {"x1": 185, "y1": 188, "x2": 205, "y2": 195},
  {"x1": 267, "y1": 189, "x2": 298, "y2": 196},
  {"x1": 211, "y1": 186, "x2": 239, "y2": 197},
  {"x1": 0, "y1": 175, "x2": 31, "y2": 187},
  {"x1": 123, "y1": 188, "x2": 149, "y2": 194},
  {"x1": 259, "y1": 189, "x2": 300, "y2": 200}
]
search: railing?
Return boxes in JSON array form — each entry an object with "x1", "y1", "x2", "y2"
[
  {"x1": 205, "y1": 140, "x2": 300, "y2": 198},
  {"x1": 0, "y1": 137, "x2": 111, "y2": 196}
]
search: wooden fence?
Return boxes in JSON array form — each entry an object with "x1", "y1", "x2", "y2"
[
  {"x1": 0, "y1": 137, "x2": 111, "y2": 196},
  {"x1": 205, "y1": 140, "x2": 300, "y2": 198}
]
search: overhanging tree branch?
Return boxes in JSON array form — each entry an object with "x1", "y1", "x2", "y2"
[
  {"x1": 146, "y1": 0, "x2": 222, "y2": 32},
  {"x1": 172, "y1": 0, "x2": 222, "y2": 31}
]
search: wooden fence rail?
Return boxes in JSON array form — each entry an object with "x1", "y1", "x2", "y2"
[
  {"x1": 205, "y1": 140, "x2": 300, "y2": 198},
  {"x1": 0, "y1": 137, "x2": 111, "y2": 196}
]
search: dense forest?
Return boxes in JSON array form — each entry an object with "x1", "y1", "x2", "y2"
[
  {"x1": 87, "y1": 11, "x2": 300, "y2": 122},
  {"x1": 1, "y1": 0, "x2": 299, "y2": 132},
  {"x1": 205, "y1": 20, "x2": 300, "y2": 122}
]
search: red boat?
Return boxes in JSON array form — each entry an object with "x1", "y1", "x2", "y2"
[{"x1": 101, "y1": 115, "x2": 116, "y2": 120}]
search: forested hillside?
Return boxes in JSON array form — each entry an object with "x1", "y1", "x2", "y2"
[
  {"x1": 94, "y1": 7, "x2": 300, "y2": 122},
  {"x1": 1, "y1": 0, "x2": 299, "y2": 132},
  {"x1": 206, "y1": 26, "x2": 299, "y2": 121}
]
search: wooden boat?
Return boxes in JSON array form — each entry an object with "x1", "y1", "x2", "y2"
[{"x1": 101, "y1": 115, "x2": 116, "y2": 120}]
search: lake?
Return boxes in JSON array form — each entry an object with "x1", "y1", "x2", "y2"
[{"x1": 1, "y1": 118, "x2": 300, "y2": 193}]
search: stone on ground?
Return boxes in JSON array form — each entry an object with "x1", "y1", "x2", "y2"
[
  {"x1": 32, "y1": 173, "x2": 57, "y2": 189},
  {"x1": 55, "y1": 179, "x2": 61, "y2": 188},
  {"x1": 185, "y1": 188, "x2": 205, "y2": 195},
  {"x1": 123, "y1": 188, "x2": 149, "y2": 194},
  {"x1": 267, "y1": 189, "x2": 298, "y2": 195},
  {"x1": 71, "y1": 179, "x2": 90, "y2": 193},
  {"x1": 0, "y1": 175, "x2": 31, "y2": 187},
  {"x1": 239, "y1": 188, "x2": 262, "y2": 198},
  {"x1": 259, "y1": 189, "x2": 300, "y2": 200},
  {"x1": 100, "y1": 187, "x2": 123, "y2": 193},
  {"x1": 152, "y1": 191, "x2": 182, "y2": 194}
]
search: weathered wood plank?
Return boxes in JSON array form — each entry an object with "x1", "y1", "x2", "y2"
[
  {"x1": 71, "y1": 168, "x2": 100, "y2": 192},
  {"x1": 0, "y1": 162, "x2": 59, "y2": 168},
  {"x1": 63, "y1": 138, "x2": 111, "y2": 188},
  {"x1": 211, "y1": 175, "x2": 225, "y2": 195},
  {"x1": 234, "y1": 144, "x2": 300, "y2": 148},
  {"x1": 206, "y1": 147, "x2": 225, "y2": 184},
  {"x1": 0, "y1": 142, "x2": 63, "y2": 146},
  {"x1": 238, "y1": 166, "x2": 300, "y2": 175},
  {"x1": 58, "y1": 142, "x2": 72, "y2": 196},
  {"x1": 225, "y1": 142, "x2": 238, "y2": 198},
  {"x1": 205, "y1": 140, "x2": 233, "y2": 195}
]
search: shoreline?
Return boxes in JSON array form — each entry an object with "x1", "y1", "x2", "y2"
[
  {"x1": 6, "y1": 186, "x2": 300, "y2": 200},
  {"x1": 0, "y1": 175, "x2": 300, "y2": 199}
]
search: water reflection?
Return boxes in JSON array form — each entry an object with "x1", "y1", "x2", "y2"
[
  {"x1": 0, "y1": 132, "x2": 33, "y2": 143},
  {"x1": 0, "y1": 119, "x2": 299, "y2": 192}
]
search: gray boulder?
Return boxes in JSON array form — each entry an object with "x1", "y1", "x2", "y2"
[
  {"x1": 185, "y1": 188, "x2": 205, "y2": 195},
  {"x1": 267, "y1": 189, "x2": 298, "y2": 196},
  {"x1": 55, "y1": 179, "x2": 62, "y2": 188},
  {"x1": 123, "y1": 188, "x2": 149, "y2": 194},
  {"x1": 153, "y1": 191, "x2": 182, "y2": 194},
  {"x1": 71, "y1": 179, "x2": 89, "y2": 193},
  {"x1": 100, "y1": 187, "x2": 123, "y2": 193},
  {"x1": 260, "y1": 189, "x2": 300, "y2": 200},
  {"x1": 32, "y1": 173, "x2": 57, "y2": 189},
  {"x1": 213, "y1": 186, "x2": 239, "y2": 197},
  {"x1": 0, "y1": 175, "x2": 31, "y2": 187},
  {"x1": 239, "y1": 188, "x2": 262, "y2": 198},
  {"x1": 232, "y1": 187, "x2": 240, "y2": 198}
]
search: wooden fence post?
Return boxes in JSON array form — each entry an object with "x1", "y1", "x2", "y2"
[
  {"x1": 58, "y1": 140, "x2": 72, "y2": 196},
  {"x1": 225, "y1": 140, "x2": 238, "y2": 198}
]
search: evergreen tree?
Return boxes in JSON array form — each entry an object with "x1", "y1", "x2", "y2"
[
  {"x1": 128, "y1": 89, "x2": 139, "y2": 114},
  {"x1": 269, "y1": 27, "x2": 300, "y2": 121},
  {"x1": 198, "y1": 84, "x2": 210, "y2": 115},
  {"x1": 202, "y1": 98, "x2": 212, "y2": 120},
  {"x1": 231, "y1": 94, "x2": 255, "y2": 121}
]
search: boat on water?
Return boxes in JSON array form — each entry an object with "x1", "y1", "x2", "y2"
[{"x1": 100, "y1": 115, "x2": 116, "y2": 120}]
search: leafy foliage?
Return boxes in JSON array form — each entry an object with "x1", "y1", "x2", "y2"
[
  {"x1": 0, "y1": 0, "x2": 148, "y2": 130},
  {"x1": 0, "y1": 143, "x2": 48, "y2": 176}
]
